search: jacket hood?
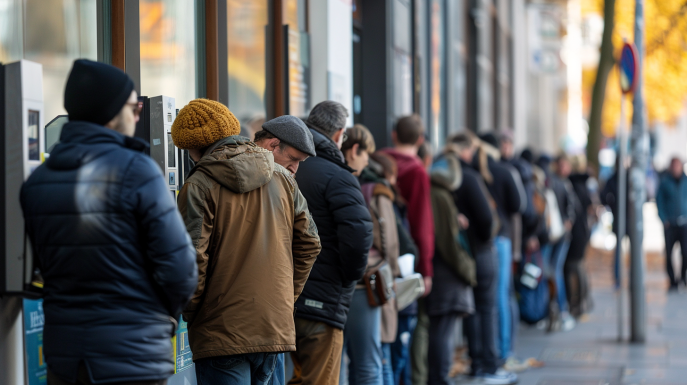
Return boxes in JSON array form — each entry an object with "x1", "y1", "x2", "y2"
[
  {"x1": 46, "y1": 121, "x2": 148, "y2": 170},
  {"x1": 191, "y1": 135, "x2": 274, "y2": 194},
  {"x1": 431, "y1": 154, "x2": 463, "y2": 191},
  {"x1": 308, "y1": 127, "x2": 354, "y2": 172}
]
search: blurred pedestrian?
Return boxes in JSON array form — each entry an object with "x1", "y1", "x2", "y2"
[
  {"x1": 253, "y1": 115, "x2": 319, "y2": 385},
  {"x1": 656, "y1": 157, "x2": 687, "y2": 291},
  {"x1": 360, "y1": 152, "x2": 404, "y2": 385},
  {"x1": 600, "y1": 157, "x2": 630, "y2": 288},
  {"x1": 380, "y1": 115, "x2": 435, "y2": 385},
  {"x1": 540, "y1": 154, "x2": 579, "y2": 331},
  {"x1": 337, "y1": 124, "x2": 394, "y2": 385},
  {"x1": 368, "y1": 154, "x2": 420, "y2": 385},
  {"x1": 21, "y1": 59, "x2": 198, "y2": 385},
  {"x1": 427, "y1": 153, "x2": 476, "y2": 385},
  {"x1": 445, "y1": 133, "x2": 516, "y2": 385},
  {"x1": 565, "y1": 155, "x2": 596, "y2": 318},
  {"x1": 291, "y1": 101, "x2": 373, "y2": 385},
  {"x1": 478, "y1": 133, "x2": 526, "y2": 363},
  {"x1": 173, "y1": 100, "x2": 321, "y2": 385}
]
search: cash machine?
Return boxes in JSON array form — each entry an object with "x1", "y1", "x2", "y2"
[
  {"x1": 0, "y1": 59, "x2": 46, "y2": 385},
  {"x1": 135, "y1": 95, "x2": 196, "y2": 385}
]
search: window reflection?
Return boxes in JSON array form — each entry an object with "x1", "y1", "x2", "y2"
[
  {"x1": 228, "y1": 0, "x2": 268, "y2": 139},
  {"x1": 284, "y1": 0, "x2": 309, "y2": 118},
  {"x1": 139, "y1": 0, "x2": 196, "y2": 108},
  {"x1": 0, "y1": 0, "x2": 97, "y2": 122}
]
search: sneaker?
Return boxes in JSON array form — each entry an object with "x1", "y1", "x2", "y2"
[
  {"x1": 479, "y1": 369, "x2": 518, "y2": 384},
  {"x1": 503, "y1": 357, "x2": 530, "y2": 372},
  {"x1": 561, "y1": 312, "x2": 576, "y2": 332}
]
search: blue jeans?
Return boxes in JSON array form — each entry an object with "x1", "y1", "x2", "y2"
[
  {"x1": 268, "y1": 354, "x2": 284, "y2": 385},
  {"x1": 195, "y1": 353, "x2": 278, "y2": 385},
  {"x1": 495, "y1": 236, "x2": 513, "y2": 360},
  {"x1": 340, "y1": 289, "x2": 383, "y2": 385},
  {"x1": 391, "y1": 314, "x2": 416, "y2": 385},
  {"x1": 551, "y1": 239, "x2": 571, "y2": 312},
  {"x1": 381, "y1": 343, "x2": 394, "y2": 385}
]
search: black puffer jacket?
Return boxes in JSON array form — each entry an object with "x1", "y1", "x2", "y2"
[
  {"x1": 473, "y1": 153, "x2": 526, "y2": 238},
  {"x1": 20, "y1": 122, "x2": 197, "y2": 384},
  {"x1": 294, "y1": 128, "x2": 373, "y2": 329},
  {"x1": 453, "y1": 158, "x2": 497, "y2": 251}
]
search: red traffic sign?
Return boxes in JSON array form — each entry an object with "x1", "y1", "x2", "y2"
[{"x1": 619, "y1": 43, "x2": 638, "y2": 94}]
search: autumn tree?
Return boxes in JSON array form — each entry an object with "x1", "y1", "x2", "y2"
[{"x1": 584, "y1": 0, "x2": 687, "y2": 169}]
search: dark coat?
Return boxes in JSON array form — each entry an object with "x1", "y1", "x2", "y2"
[
  {"x1": 567, "y1": 173, "x2": 593, "y2": 261},
  {"x1": 453, "y1": 158, "x2": 497, "y2": 251},
  {"x1": 600, "y1": 170, "x2": 631, "y2": 235},
  {"x1": 294, "y1": 128, "x2": 373, "y2": 329},
  {"x1": 20, "y1": 122, "x2": 197, "y2": 384},
  {"x1": 426, "y1": 156, "x2": 475, "y2": 317},
  {"x1": 656, "y1": 173, "x2": 687, "y2": 226},
  {"x1": 473, "y1": 153, "x2": 526, "y2": 238}
]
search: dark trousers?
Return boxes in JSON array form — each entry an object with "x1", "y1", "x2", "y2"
[
  {"x1": 196, "y1": 353, "x2": 279, "y2": 385},
  {"x1": 48, "y1": 364, "x2": 166, "y2": 385},
  {"x1": 665, "y1": 224, "x2": 687, "y2": 284},
  {"x1": 427, "y1": 313, "x2": 460, "y2": 385},
  {"x1": 564, "y1": 257, "x2": 590, "y2": 317},
  {"x1": 463, "y1": 244, "x2": 498, "y2": 375}
]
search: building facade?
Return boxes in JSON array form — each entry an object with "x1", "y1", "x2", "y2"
[{"x1": 0, "y1": 1, "x2": 575, "y2": 383}]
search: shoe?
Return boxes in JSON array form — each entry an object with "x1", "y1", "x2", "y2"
[
  {"x1": 503, "y1": 357, "x2": 530, "y2": 372},
  {"x1": 561, "y1": 312, "x2": 576, "y2": 332},
  {"x1": 669, "y1": 282, "x2": 679, "y2": 293},
  {"x1": 478, "y1": 369, "x2": 518, "y2": 384}
]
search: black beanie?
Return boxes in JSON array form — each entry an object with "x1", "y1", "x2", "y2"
[{"x1": 64, "y1": 59, "x2": 135, "y2": 125}]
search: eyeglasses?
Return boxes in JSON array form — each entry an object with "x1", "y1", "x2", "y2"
[
  {"x1": 342, "y1": 132, "x2": 348, "y2": 143},
  {"x1": 126, "y1": 101, "x2": 144, "y2": 118}
]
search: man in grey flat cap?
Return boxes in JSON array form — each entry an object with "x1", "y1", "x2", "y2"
[
  {"x1": 254, "y1": 115, "x2": 316, "y2": 176},
  {"x1": 254, "y1": 115, "x2": 318, "y2": 385}
]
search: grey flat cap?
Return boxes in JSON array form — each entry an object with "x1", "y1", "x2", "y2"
[{"x1": 262, "y1": 115, "x2": 316, "y2": 157}]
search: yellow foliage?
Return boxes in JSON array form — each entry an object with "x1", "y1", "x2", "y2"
[{"x1": 582, "y1": 0, "x2": 687, "y2": 136}]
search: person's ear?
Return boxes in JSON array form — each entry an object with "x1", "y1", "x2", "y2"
[
  {"x1": 351, "y1": 143, "x2": 360, "y2": 158},
  {"x1": 268, "y1": 138, "x2": 280, "y2": 151},
  {"x1": 417, "y1": 135, "x2": 425, "y2": 146},
  {"x1": 391, "y1": 131, "x2": 398, "y2": 145}
]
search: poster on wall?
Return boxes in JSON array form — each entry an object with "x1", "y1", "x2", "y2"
[
  {"x1": 174, "y1": 317, "x2": 193, "y2": 373},
  {"x1": 23, "y1": 298, "x2": 47, "y2": 385}
]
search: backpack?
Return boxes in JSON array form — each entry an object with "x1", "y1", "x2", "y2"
[{"x1": 516, "y1": 250, "x2": 550, "y2": 324}]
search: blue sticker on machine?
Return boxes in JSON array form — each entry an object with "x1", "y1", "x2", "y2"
[
  {"x1": 175, "y1": 317, "x2": 194, "y2": 373},
  {"x1": 23, "y1": 298, "x2": 47, "y2": 385}
]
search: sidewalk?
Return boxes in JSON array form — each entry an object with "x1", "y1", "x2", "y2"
[{"x1": 481, "y1": 247, "x2": 687, "y2": 385}]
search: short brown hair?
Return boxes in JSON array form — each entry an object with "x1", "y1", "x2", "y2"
[
  {"x1": 394, "y1": 115, "x2": 424, "y2": 145},
  {"x1": 342, "y1": 124, "x2": 376, "y2": 155}
]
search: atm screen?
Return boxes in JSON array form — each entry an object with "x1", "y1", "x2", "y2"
[
  {"x1": 167, "y1": 133, "x2": 176, "y2": 168},
  {"x1": 28, "y1": 110, "x2": 40, "y2": 161}
]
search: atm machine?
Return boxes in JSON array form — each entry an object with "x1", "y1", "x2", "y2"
[
  {"x1": 0, "y1": 60, "x2": 46, "y2": 385},
  {"x1": 135, "y1": 95, "x2": 197, "y2": 385}
]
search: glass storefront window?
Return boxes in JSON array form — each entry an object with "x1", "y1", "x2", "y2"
[
  {"x1": 139, "y1": 0, "x2": 196, "y2": 109},
  {"x1": 0, "y1": 0, "x2": 97, "y2": 122},
  {"x1": 429, "y1": 0, "x2": 446, "y2": 149},
  {"x1": 284, "y1": 0, "x2": 309, "y2": 118},
  {"x1": 227, "y1": 0, "x2": 268, "y2": 137}
]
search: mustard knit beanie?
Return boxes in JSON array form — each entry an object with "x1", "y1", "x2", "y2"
[{"x1": 171, "y1": 99, "x2": 241, "y2": 150}]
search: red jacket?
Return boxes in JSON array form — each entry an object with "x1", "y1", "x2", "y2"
[{"x1": 380, "y1": 149, "x2": 434, "y2": 277}]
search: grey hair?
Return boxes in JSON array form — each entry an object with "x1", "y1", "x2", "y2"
[{"x1": 306, "y1": 101, "x2": 349, "y2": 138}]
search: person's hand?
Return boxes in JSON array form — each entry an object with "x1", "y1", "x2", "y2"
[
  {"x1": 422, "y1": 276, "x2": 433, "y2": 297},
  {"x1": 564, "y1": 220, "x2": 573, "y2": 232},
  {"x1": 458, "y1": 214, "x2": 470, "y2": 230}
]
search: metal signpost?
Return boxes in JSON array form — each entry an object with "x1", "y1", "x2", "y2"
[
  {"x1": 629, "y1": 0, "x2": 647, "y2": 343},
  {"x1": 617, "y1": 41, "x2": 638, "y2": 341}
]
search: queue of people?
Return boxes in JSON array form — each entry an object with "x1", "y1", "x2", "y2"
[{"x1": 21, "y1": 59, "x2": 602, "y2": 385}]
